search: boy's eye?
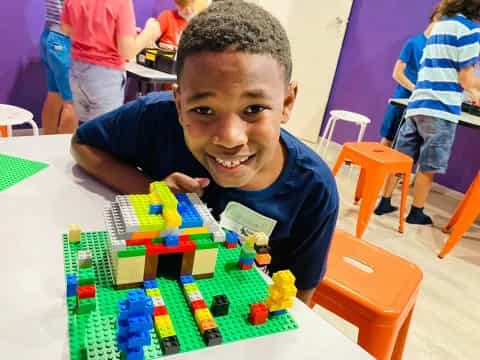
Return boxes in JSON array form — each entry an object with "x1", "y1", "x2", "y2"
[
  {"x1": 245, "y1": 105, "x2": 267, "y2": 114},
  {"x1": 192, "y1": 107, "x2": 214, "y2": 115}
]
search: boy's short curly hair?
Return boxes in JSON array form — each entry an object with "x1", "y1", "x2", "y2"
[{"x1": 176, "y1": 0, "x2": 292, "y2": 84}]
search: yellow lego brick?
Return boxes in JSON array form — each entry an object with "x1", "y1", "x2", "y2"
[
  {"x1": 154, "y1": 315, "x2": 173, "y2": 329},
  {"x1": 151, "y1": 181, "x2": 178, "y2": 209},
  {"x1": 181, "y1": 226, "x2": 209, "y2": 235},
  {"x1": 146, "y1": 288, "x2": 161, "y2": 298},
  {"x1": 265, "y1": 297, "x2": 286, "y2": 312},
  {"x1": 183, "y1": 283, "x2": 199, "y2": 294},
  {"x1": 149, "y1": 192, "x2": 161, "y2": 205},
  {"x1": 163, "y1": 208, "x2": 181, "y2": 228},
  {"x1": 157, "y1": 326, "x2": 176, "y2": 338},
  {"x1": 194, "y1": 308, "x2": 213, "y2": 325},
  {"x1": 244, "y1": 235, "x2": 255, "y2": 251},
  {"x1": 68, "y1": 224, "x2": 81, "y2": 243},
  {"x1": 272, "y1": 270, "x2": 296, "y2": 286},
  {"x1": 115, "y1": 255, "x2": 145, "y2": 285}
]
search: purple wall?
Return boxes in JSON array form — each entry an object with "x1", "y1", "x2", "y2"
[
  {"x1": 0, "y1": 0, "x2": 174, "y2": 124},
  {"x1": 325, "y1": 0, "x2": 480, "y2": 193}
]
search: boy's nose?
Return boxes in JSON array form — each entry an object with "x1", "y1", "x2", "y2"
[{"x1": 213, "y1": 115, "x2": 248, "y2": 148}]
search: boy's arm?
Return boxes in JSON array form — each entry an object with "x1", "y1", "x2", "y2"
[
  {"x1": 70, "y1": 135, "x2": 152, "y2": 194},
  {"x1": 392, "y1": 60, "x2": 415, "y2": 92},
  {"x1": 297, "y1": 289, "x2": 314, "y2": 305},
  {"x1": 459, "y1": 66, "x2": 480, "y2": 104}
]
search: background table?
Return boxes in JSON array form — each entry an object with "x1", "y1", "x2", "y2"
[
  {"x1": 389, "y1": 98, "x2": 480, "y2": 128},
  {"x1": 126, "y1": 62, "x2": 177, "y2": 96},
  {"x1": 0, "y1": 135, "x2": 373, "y2": 360}
]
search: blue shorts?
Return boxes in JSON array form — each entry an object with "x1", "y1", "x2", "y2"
[
  {"x1": 395, "y1": 115, "x2": 457, "y2": 174},
  {"x1": 380, "y1": 103, "x2": 405, "y2": 141},
  {"x1": 40, "y1": 28, "x2": 73, "y2": 102}
]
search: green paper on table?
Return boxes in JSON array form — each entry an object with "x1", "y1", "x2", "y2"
[{"x1": 0, "y1": 153, "x2": 48, "y2": 191}]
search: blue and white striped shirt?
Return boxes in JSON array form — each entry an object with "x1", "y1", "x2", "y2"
[
  {"x1": 45, "y1": 0, "x2": 64, "y2": 29},
  {"x1": 406, "y1": 14, "x2": 480, "y2": 123}
]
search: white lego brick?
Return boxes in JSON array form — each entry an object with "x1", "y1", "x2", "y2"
[
  {"x1": 187, "y1": 291, "x2": 203, "y2": 303},
  {"x1": 116, "y1": 196, "x2": 140, "y2": 232},
  {"x1": 77, "y1": 250, "x2": 92, "y2": 268},
  {"x1": 213, "y1": 230, "x2": 226, "y2": 243},
  {"x1": 152, "y1": 297, "x2": 165, "y2": 308}
]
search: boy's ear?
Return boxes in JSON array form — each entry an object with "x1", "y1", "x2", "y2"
[
  {"x1": 281, "y1": 81, "x2": 298, "y2": 124},
  {"x1": 173, "y1": 84, "x2": 184, "y2": 124}
]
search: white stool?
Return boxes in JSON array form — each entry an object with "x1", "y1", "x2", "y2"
[
  {"x1": 0, "y1": 104, "x2": 39, "y2": 137},
  {"x1": 317, "y1": 110, "x2": 371, "y2": 158}
]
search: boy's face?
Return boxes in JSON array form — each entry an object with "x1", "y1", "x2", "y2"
[
  {"x1": 174, "y1": 52, "x2": 297, "y2": 190},
  {"x1": 176, "y1": 1, "x2": 195, "y2": 20}
]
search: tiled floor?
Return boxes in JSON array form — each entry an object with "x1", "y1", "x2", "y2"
[{"x1": 312, "y1": 143, "x2": 480, "y2": 360}]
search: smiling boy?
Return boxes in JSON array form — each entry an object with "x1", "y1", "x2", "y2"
[{"x1": 71, "y1": 0, "x2": 338, "y2": 304}]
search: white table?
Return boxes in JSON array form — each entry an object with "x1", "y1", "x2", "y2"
[
  {"x1": 0, "y1": 135, "x2": 373, "y2": 360},
  {"x1": 389, "y1": 98, "x2": 480, "y2": 128},
  {"x1": 126, "y1": 62, "x2": 177, "y2": 96}
]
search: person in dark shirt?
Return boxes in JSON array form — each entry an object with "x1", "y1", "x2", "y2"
[{"x1": 71, "y1": 0, "x2": 339, "y2": 304}]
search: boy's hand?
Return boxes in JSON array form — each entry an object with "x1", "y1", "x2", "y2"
[
  {"x1": 468, "y1": 88, "x2": 480, "y2": 106},
  {"x1": 164, "y1": 172, "x2": 210, "y2": 196}
]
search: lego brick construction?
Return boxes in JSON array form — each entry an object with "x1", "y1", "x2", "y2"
[{"x1": 63, "y1": 231, "x2": 298, "y2": 359}]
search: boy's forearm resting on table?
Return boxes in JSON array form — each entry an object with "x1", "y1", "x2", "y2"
[
  {"x1": 70, "y1": 135, "x2": 151, "y2": 194},
  {"x1": 297, "y1": 288, "x2": 314, "y2": 305}
]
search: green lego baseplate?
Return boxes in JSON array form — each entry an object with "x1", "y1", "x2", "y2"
[
  {"x1": 0, "y1": 153, "x2": 48, "y2": 191},
  {"x1": 63, "y1": 231, "x2": 298, "y2": 359}
]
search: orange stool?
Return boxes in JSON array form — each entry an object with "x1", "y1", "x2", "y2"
[
  {"x1": 439, "y1": 171, "x2": 480, "y2": 258},
  {"x1": 0, "y1": 125, "x2": 7, "y2": 137},
  {"x1": 311, "y1": 230, "x2": 423, "y2": 360},
  {"x1": 333, "y1": 142, "x2": 413, "y2": 238}
]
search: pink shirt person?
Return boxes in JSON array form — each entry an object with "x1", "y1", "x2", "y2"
[{"x1": 61, "y1": 0, "x2": 136, "y2": 70}]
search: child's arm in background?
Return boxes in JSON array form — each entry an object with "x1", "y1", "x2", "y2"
[
  {"x1": 116, "y1": 1, "x2": 161, "y2": 60},
  {"x1": 392, "y1": 60, "x2": 416, "y2": 92},
  {"x1": 459, "y1": 65, "x2": 480, "y2": 105}
]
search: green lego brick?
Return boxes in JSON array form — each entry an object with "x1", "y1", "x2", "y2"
[
  {"x1": 78, "y1": 268, "x2": 96, "y2": 285},
  {"x1": 0, "y1": 153, "x2": 48, "y2": 192},
  {"x1": 63, "y1": 231, "x2": 297, "y2": 359},
  {"x1": 152, "y1": 237, "x2": 163, "y2": 244},
  {"x1": 77, "y1": 298, "x2": 96, "y2": 314},
  {"x1": 240, "y1": 248, "x2": 256, "y2": 259},
  {"x1": 117, "y1": 245, "x2": 146, "y2": 258},
  {"x1": 189, "y1": 233, "x2": 219, "y2": 250}
]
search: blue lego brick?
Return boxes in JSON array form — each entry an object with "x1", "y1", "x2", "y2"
[
  {"x1": 239, "y1": 257, "x2": 254, "y2": 265},
  {"x1": 270, "y1": 309, "x2": 288, "y2": 317},
  {"x1": 66, "y1": 273, "x2": 78, "y2": 297},
  {"x1": 128, "y1": 332, "x2": 151, "y2": 348},
  {"x1": 165, "y1": 234, "x2": 180, "y2": 247},
  {"x1": 225, "y1": 231, "x2": 239, "y2": 244},
  {"x1": 179, "y1": 274, "x2": 194, "y2": 285},
  {"x1": 127, "y1": 290, "x2": 152, "y2": 315},
  {"x1": 143, "y1": 279, "x2": 159, "y2": 289},
  {"x1": 149, "y1": 204, "x2": 163, "y2": 215},
  {"x1": 128, "y1": 316, "x2": 153, "y2": 332},
  {"x1": 176, "y1": 193, "x2": 203, "y2": 228},
  {"x1": 126, "y1": 347, "x2": 144, "y2": 360}
]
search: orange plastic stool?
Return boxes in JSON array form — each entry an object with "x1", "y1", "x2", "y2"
[
  {"x1": 311, "y1": 230, "x2": 423, "y2": 360},
  {"x1": 0, "y1": 125, "x2": 7, "y2": 137},
  {"x1": 439, "y1": 171, "x2": 480, "y2": 258},
  {"x1": 333, "y1": 142, "x2": 413, "y2": 238}
]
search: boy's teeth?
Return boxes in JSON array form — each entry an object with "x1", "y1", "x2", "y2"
[{"x1": 214, "y1": 156, "x2": 249, "y2": 168}]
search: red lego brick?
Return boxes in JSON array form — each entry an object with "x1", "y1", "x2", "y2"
[
  {"x1": 77, "y1": 284, "x2": 96, "y2": 299},
  {"x1": 238, "y1": 262, "x2": 253, "y2": 270},
  {"x1": 225, "y1": 242, "x2": 237, "y2": 249},
  {"x1": 126, "y1": 238, "x2": 151, "y2": 246},
  {"x1": 146, "y1": 238, "x2": 196, "y2": 256},
  {"x1": 249, "y1": 302, "x2": 268, "y2": 325},
  {"x1": 191, "y1": 299, "x2": 207, "y2": 311},
  {"x1": 154, "y1": 305, "x2": 168, "y2": 316}
]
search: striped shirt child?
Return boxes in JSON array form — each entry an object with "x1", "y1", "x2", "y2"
[
  {"x1": 406, "y1": 14, "x2": 480, "y2": 123},
  {"x1": 45, "y1": 0, "x2": 64, "y2": 29}
]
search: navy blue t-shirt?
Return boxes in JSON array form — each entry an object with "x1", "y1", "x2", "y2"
[
  {"x1": 75, "y1": 92, "x2": 339, "y2": 290},
  {"x1": 392, "y1": 33, "x2": 427, "y2": 99}
]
